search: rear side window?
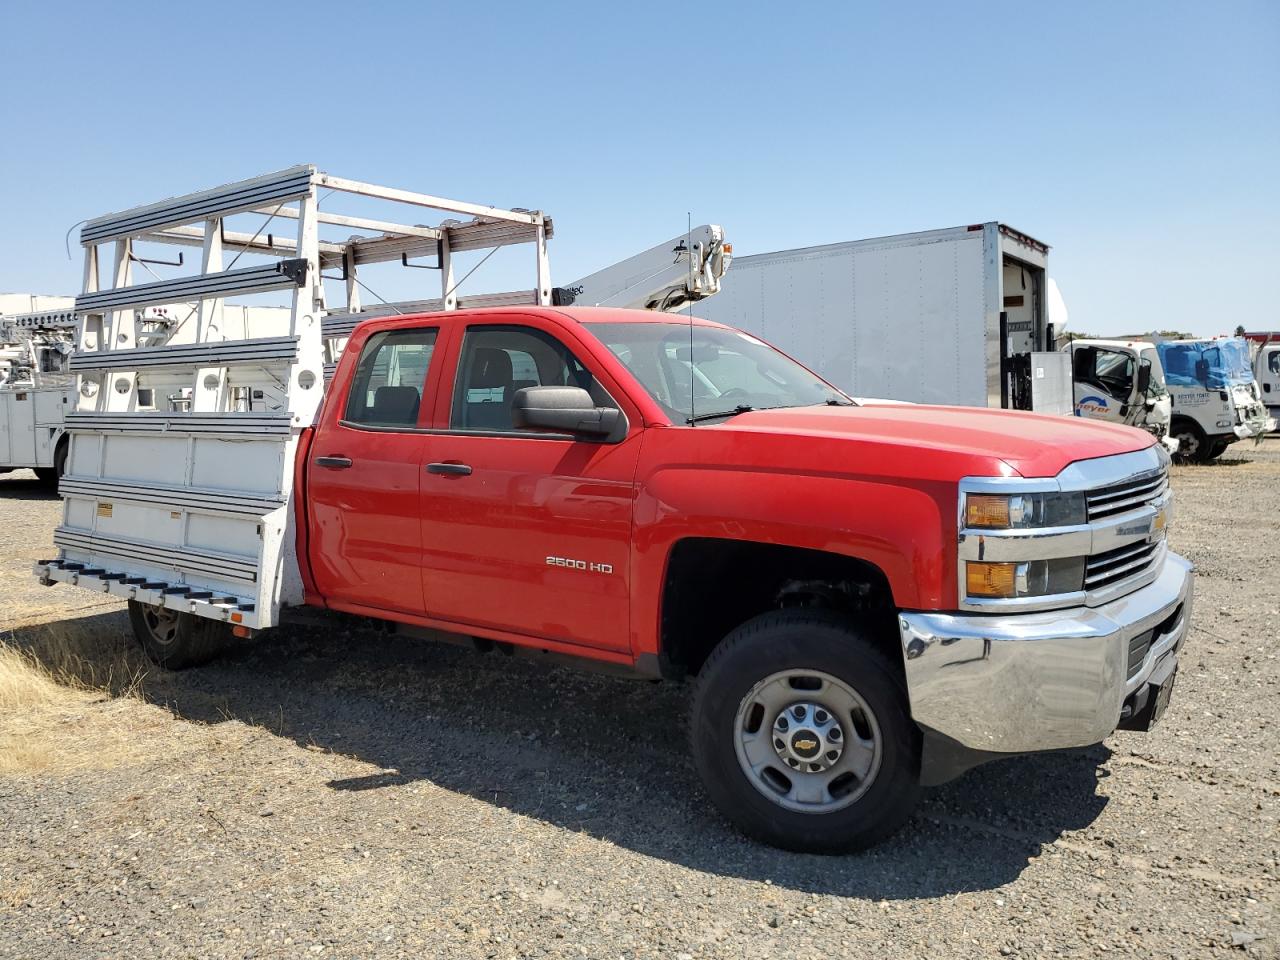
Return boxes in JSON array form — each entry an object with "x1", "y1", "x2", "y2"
[{"x1": 344, "y1": 328, "x2": 438, "y2": 428}]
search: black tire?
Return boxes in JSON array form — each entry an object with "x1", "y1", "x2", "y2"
[
  {"x1": 689, "y1": 609, "x2": 921, "y2": 853},
  {"x1": 128, "y1": 600, "x2": 230, "y2": 670},
  {"x1": 53, "y1": 438, "x2": 69, "y2": 479},
  {"x1": 1171, "y1": 419, "x2": 1213, "y2": 464},
  {"x1": 1206, "y1": 439, "x2": 1231, "y2": 461}
]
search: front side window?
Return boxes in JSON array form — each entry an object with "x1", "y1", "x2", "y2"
[
  {"x1": 585, "y1": 321, "x2": 845, "y2": 422},
  {"x1": 451, "y1": 326, "x2": 610, "y2": 431},
  {"x1": 1074, "y1": 346, "x2": 1135, "y2": 399},
  {"x1": 344, "y1": 327, "x2": 438, "y2": 428}
]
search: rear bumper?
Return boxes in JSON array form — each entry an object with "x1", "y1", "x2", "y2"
[{"x1": 898, "y1": 553, "x2": 1193, "y2": 772}]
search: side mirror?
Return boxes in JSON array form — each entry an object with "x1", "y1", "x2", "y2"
[
  {"x1": 511, "y1": 386, "x2": 621, "y2": 438},
  {"x1": 1136, "y1": 359, "x2": 1152, "y2": 396}
]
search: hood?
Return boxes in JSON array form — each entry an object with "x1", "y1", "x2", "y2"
[{"x1": 718, "y1": 403, "x2": 1156, "y2": 478}]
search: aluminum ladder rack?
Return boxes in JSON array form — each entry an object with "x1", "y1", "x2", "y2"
[{"x1": 38, "y1": 165, "x2": 554, "y2": 630}]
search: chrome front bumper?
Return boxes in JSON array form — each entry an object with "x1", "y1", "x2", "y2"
[{"x1": 899, "y1": 552, "x2": 1193, "y2": 758}]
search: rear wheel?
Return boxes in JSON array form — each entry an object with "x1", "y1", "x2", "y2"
[
  {"x1": 128, "y1": 600, "x2": 230, "y2": 670},
  {"x1": 1171, "y1": 419, "x2": 1213, "y2": 464},
  {"x1": 689, "y1": 609, "x2": 920, "y2": 853}
]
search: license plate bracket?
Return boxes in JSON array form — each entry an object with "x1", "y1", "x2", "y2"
[
  {"x1": 1146, "y1": 666, "x2": 1177, "y2": 730},
  {"x1": 1119, "y1": 653, "x2": 1178, "y2": 733}
]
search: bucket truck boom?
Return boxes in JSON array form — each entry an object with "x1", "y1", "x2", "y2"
[{"x1": 556, "y1": 225, "x2": 731, "y2": 312}]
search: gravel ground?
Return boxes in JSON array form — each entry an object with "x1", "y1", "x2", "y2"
[{"x1": 1, "y1": 440, "x2": 1277, "y2": 959}]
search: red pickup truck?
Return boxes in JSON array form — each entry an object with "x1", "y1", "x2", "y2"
[{"x1": 46, "y1": 305, "x2": 1195, "y2": 852}]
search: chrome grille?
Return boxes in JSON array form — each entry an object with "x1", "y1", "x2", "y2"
[
  {"x1": 1086, "y1": 539, "x2": 1161, "y2": 590},
  {"x1": 1086, "y1": 467, "x2": 1168, "y2": 520}
]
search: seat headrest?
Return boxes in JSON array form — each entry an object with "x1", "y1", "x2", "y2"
[
  {"x1": 370, "y1": 385, "x2": 420, "y2": 425},
  {"x1": 470, "y1": 347, "x2": 514, "y2": 389}
]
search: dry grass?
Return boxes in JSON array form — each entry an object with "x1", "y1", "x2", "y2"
[{"x1": 0, "y1": 605, "x2": 152, "y2": 776}]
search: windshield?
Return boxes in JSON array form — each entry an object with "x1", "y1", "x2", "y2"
[
  {"x1": 1157, "y1": 338, "x2": 1255, "y2": 389},
  {"x1": 584, "y1": 322, "x2": 847, "y2": 421},
  {"x1": 1139, "y1": 348, "x2": 1167, "y2": 397}
]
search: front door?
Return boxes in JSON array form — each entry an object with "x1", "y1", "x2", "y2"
[
  {"x1": 1071, "y1": 344, "x2": 1135, "y2": 423},
  {"x1": 418, "y1": 319, "x2": 640, "y2": 653},
  {"x1": 307, "y1": 323, "x2": 444, "y2": 616}
]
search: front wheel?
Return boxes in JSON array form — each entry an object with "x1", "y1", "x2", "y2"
[
  {"x1": 128, "y1": 600, "x2": 230, "y2": 670},
  {"x1": 1171, "y1": 420, "x2": 1213, "y2": 464},
  {"x1": 689, "y1": 610, "x2": 921, "y2": 853}
]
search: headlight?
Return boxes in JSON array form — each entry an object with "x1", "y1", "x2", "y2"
[
  {"x1": 965, "y1": 558, "x2": 1086, "y2": 599},
  {"x1": 964, "y1": 491, "x2": 1086, "y2": 529}
]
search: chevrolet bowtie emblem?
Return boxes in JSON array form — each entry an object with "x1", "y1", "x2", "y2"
[{"x1": 794, "y1": 739, "x2": 818, "y2": 751}]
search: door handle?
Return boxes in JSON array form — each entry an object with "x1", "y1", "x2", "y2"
[
  {"x1": 315, "y1": 456, "x2": 353, "y2": 469},
  {"x1": 426, "y1": 462, "x2": 472, "y2": 476}
]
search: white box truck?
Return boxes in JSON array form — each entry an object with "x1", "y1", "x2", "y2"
[
  {"x1": 695, "y1": 223, "x2": 1072, "y2": 414},
  {"x1": 1156, "y1": 338, "x2": 1274, "y2": 461}
]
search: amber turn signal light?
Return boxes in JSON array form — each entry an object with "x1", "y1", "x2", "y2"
[
  {"x1": 965, "y1": 494, "x2": 1011, "y2": 528},
  {"x1": 966, "y1": 561, "x2": 1018, "y2": 598}
]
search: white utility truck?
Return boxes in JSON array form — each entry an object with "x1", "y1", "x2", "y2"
[
  {"x1": 1155, "y1": 338, "x2": 1274, "y2": 461},
  {"x1": 0, "y1": 295, "x2": 77, "y2": 481},
  {"x1": 695, "y1": 223, "x2": 1074, "y2": 414},
  {"x1": 1064, "y1": 338, "x2": 1178, "y2": 453}
]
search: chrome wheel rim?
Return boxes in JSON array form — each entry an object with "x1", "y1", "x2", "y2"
[
  {"x1": 142, "y1": 606, "x2": 180, "y2": 646},
  {"x1": 1174, "y1": 430, "x2": 1199, "y2": 459},
  {"x1": 733, "y1": 669, "x2": 882, "y2": 814}
]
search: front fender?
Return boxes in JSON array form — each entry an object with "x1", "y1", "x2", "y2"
[{"x1": 630, "y1": 461, "x2": 954, "y2": 657}]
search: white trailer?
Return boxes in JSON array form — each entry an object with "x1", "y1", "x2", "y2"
[{"x1": 695, "y1": 223, "x2": 1072, "y2": 413}]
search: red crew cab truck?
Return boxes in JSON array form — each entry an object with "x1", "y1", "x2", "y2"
[
  {"x1": 43, "y1": 304, "x2": 1192, "y2": 852},
  {"x1": 36, "y1": 164, "x2": 1191, "y2": 852}
]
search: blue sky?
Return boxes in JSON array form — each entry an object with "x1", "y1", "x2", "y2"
[{"x1": 1, "y1": 0, "x2": 1276, "y2": 337}]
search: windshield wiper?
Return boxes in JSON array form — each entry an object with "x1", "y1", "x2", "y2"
[
  {"x1": 823, "y1": 397, "x2": 856, "y2": 406},
  {"x1": 686, "y1": 404, "x2": 755, "y2": 424}
]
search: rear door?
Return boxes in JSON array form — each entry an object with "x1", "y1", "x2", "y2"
[
  {"x1": 307, "y1": 321, "x2": 447, "y2": 616},
  {"x1": 417, "y1": 316, "x2": 642, "y2": 653}
]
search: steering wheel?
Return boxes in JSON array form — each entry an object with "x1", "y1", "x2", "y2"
[{"x1": 718, "y1": 387, "x2": 752, "y2": 403}]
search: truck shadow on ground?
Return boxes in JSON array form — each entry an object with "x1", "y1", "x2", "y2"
[
  {"x1": 0, "y1": 473, "x2": 60, "y2": 500},
  {"x1": 16, "y1": 610, "x2": 1111, "y2": 900}
]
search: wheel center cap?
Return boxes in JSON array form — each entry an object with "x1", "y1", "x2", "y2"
[
  {"x1": 772, "y1": 701, "x2": 844, "y2": 773},
  {"x1": 790, "y1": 730, "x2": 821, "y2": 759}
]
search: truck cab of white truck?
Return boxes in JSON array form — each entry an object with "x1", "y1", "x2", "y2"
[
  {"x1": 1249, "y1": 338, "x2": 1280, "y2": 428},
  {"x1": 1065, "y1": 339, "x2": 1177, "y2": 455},
  {"x1": 1156, "y1": 338, "x2": 1274, "y2": 461}
]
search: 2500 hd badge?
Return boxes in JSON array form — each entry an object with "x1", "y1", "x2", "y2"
[{"x1": 546, "y1": 555, "x2": 614, "y2": 574}]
